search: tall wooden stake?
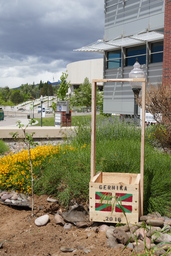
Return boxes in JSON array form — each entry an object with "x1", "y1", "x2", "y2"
[
  {"x1": 91, "y1": 82, "x2": 96, "y2": 179},
  {"x1": 140, "y1": 81, "x2": 146, "y2": 216}
]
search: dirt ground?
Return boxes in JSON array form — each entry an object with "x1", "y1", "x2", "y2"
[{"x1": 0, "y1": 194, "x2": 135, "y2": 256}]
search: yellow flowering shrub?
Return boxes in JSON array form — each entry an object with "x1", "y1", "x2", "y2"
[{"x1": 0, "y1": 144, "x2": 76, "y2": 194}]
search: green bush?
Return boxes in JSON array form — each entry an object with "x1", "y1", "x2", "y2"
[{"x1": 0, "y1": 140, "x2": 9, "y2": 155}]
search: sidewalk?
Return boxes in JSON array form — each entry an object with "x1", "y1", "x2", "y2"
[{"x1": 0, "y1": 117, "x2": 35, "y2": 127}]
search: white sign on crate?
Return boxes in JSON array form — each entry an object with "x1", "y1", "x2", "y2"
[{"x1": 55, "y1": 112, "x2": 61, "y2": 127}]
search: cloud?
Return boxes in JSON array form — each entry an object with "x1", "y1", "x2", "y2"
[{"x1": 0, "y1": 0, "x2": 104, "y2": 88}]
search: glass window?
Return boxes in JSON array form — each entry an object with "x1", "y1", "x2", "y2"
[
  {"x1": 151, "y1": 42, "x2": 163, "y2": 63},
  {"x1": 126, "y1": 45, "x2": 146, "y2": 66},
  {"x1": 107, "y1": 51, "x2": 121, "y2": 69}
]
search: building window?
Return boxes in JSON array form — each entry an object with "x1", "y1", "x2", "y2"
[
  {"x1": 107, "y1": 50, "x2": 121, "y2": 69},
  {"x1": 151, "y1": 41, "x2": 163, "y2": 63},
  {"x1": 125, "y1": 45, "x2": 146, "y2": 66}
]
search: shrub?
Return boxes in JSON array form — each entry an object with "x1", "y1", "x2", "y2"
[{"x1": 0, "y1": 140, "x2": 9, "y2": 155}]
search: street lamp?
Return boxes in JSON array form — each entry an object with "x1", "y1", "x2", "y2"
[
  {"x1": 40, "y1": 95, "x2": 43, "y2": 127},
  {"x1": 129, "y1": 61, "x2": 145, "y2": 124},
  {"x1": 33, "y1": 99, "x2": 34, "y2": 119}
]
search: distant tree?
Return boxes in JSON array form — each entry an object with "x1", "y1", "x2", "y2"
[
  {"x1": 1, "y1": 86, "x2": 11, "y2": 102},
  {"x1": 57, "y1": 72, "x2": 70, "y2": 101},
  {"x1": 10, "y1": 90, "x2": 24, "y2": 105},
  {"x1": 70, "y1": 77, "x2": 101, "y2": 111}
]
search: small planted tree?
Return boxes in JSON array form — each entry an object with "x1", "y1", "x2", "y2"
[
  {"x1": 70, "y1": 77, "x2": 102, "y2": 112},
  {"x1": 12, "y1": 119, "x2": 37, "y2": 216},
  {"x1": 57, "y1": 71, "x2": 71, "y2": 101}
]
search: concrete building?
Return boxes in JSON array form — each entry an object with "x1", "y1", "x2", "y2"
[
  {"x1": 75, "y1": 0, "x2": 168, "y2": 115},
  {"x1": 67, "y1": 58, "x2": 103, "y2": 94}
]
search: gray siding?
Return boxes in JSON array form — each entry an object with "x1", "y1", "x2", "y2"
[
  {"x1": 103, "y1": 63, "x2": 163, "y2": 114},
  {"x1": 104, "y1": 0, "x2": 165, "y2": 40}
]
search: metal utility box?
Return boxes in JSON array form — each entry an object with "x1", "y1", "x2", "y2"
[
  {"x1": 0, "y1": 108, "x2": 4, "y2": 121},
  {"x1": 89, "y1": 172, "x2": 140, "y2": 224}
]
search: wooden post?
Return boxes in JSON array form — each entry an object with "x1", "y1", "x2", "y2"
[
  {"x1": 140, "y1": 81, "x2": 146, "y2": 216},
  {"x1": 91, "y1": 81, "x2": 96, "y2": 179}
]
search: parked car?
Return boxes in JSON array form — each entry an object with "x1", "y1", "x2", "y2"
[
  {"x1": 46, "y1": 108, "x2": 53, "y2": 114},
  {"x1": 18, "y1": 108, "x2": 25, "y2": 111}
]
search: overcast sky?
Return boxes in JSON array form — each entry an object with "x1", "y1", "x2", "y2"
[{"x1": 0, "y1": 0, "x2": 104, "y2": 88}]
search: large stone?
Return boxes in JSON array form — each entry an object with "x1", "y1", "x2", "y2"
[
  {"x1": 106, "y1": 237, "x2": 118, "y2": 248},
  {"x1": 147, "y1": 226, "x2": 161, "y2": 237},
  {"x1": 113, "y1": 228, "x2": 129, "y2": 245},
  {"x1": 11, "y1": 193, "x2": 18, "y2": 200},
  {"x1": 106, "y1": 227, "x2": 115, "y2": 239},
  {"x1": 152, "y1": 233, "x2": 171, "y2": 243},
  {"x1": 1, "y1": 193, "x2": 12, "y2": 200},
  {"x1": 115, "y1": 225, "x2": 129, "y2": 232},
  {"x1": 99, "y1": 224, "x2": 109, "y2": 232},
  {"x1": 146, "y1": 218, "x2": 164, "y2": 227},
  {"x1": 75, "y1": 221, "x2": 92, "y2": 228},
  {"x1": 54, "y1": 213, "x2": 65, "y2": 226},
  {"x1": 135, "y1": 228, "x2": 147, "y2": 240},
  {"x1": 35, "y1": 214, "x2": 49, "y2": 226},
  {"x1": 62, "y1": 205, "x2": 89, "y2": 224}
]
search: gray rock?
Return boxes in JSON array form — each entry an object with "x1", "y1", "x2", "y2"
[
  {"x1": 99, "y1": 224, "x2": 109, "y2": 232},
  {"x1": 146, "y1": 218, "x2": 164, "y2": 227},
  {"x1": 62, "y1": 205, "x2": 89, "y2": 223},
  {"x1": 83, "y1": 248, "x2": 91, "y2": 254},
  {"x1": 106, "y1": 237, "x2": 118, "y2": 248},
  {"x1": 35, "y1": 214, "x2": 49, "y2": 226},
  {"x1": 147, "y1": 226, "x2": 161, "y2": 237},
  {"x1": 11, "y1": 193, "x2": 18, "y2": 200},
  {"x1": 1, "y1": 193, "x2": 12, "y2": 200},
  {"x1": 113, "y1": 228, "x2": 129, "y2": 245},
  {"x1": 152, "y1": 233, "x2": 171, "y2": 243},
  {"x1": 153, "y1": 248, "x2": 166, "y2": 256},
  {"x1": 60, "y1": 246, "x2": 74, "y2": 252},
  {"x1": 47, "y1": 197, "x2": 58, "y2": 203},
  {"x1": 75, "y1": 221, "x2": 92, "y2": 228},
  {"x1": 135, "y1": 227, "x2": 147, "y2": 240},
  {"x1": 106, "y1": 227, "x2": 115, "y2": 239},
  {"x1": 5, "y1": 199, "x2": 11, "y2": 203},
  {"x1": 161, "y1": 225, "x2": 171, "y2": 232},
  {"x1": 133, "y1": 240, "x2": 145, "y2": 253},
  {"x1": 54, "y1": 213, "x2": 65, "y2": 226},
  {"x1": 129, "y1": 224, "x2": 139, "y2": 234},
  {"x1": 114, "y1": 244, "x2": 125, "y2": 249},
  {"x1": 115, "y1": 225, "x2": 130, "y2": 232},
  {"x1": 64, "y1": 223, "x2": 72, "y2": 230},
  {"x1": 127, "y1": 243, "x2": 134, "y2": 250}
]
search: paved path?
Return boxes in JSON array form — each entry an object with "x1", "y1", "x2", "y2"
[{"x1": 0, "y1": 117, "x2": 35, "y2": 127}]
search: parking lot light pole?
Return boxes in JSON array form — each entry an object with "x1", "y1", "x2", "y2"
[
  {"x1": 40, "y1": 95, "x2": 43, "y2": 127},
  {"x1": 33, "y1": 99, "x2": 34, "y2": 118}
]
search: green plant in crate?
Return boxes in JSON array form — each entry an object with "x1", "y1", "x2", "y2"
[{"x1": 100, "y1": 194, "x2": 129, "y2": 226}]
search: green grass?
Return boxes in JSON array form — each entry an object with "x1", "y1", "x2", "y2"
[
  {"x1": 0, "y1": 140, "x2": 9, "y2": 155},
  {"x1": 34, "y1": 115, "x2": 92, "y2": 126}
]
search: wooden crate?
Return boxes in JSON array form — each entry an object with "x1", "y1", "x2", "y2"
[{"x1": 89, "y1": 172, "x2": 140, "y2": 224}]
